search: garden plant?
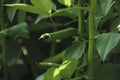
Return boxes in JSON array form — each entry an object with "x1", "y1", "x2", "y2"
[{"x1": 0, "y1": 0, "x2": 120, "y2": 80}]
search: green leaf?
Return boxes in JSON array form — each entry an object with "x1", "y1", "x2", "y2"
[
  {"x1": 96, "y1": 33, "x2": 120, "y2": 61},
  {"x1": 59, "y1": 58, "x2": 78, "y2": 78},
  {"x1": 44, "y1": 68, "x2": 61, "y2": 80},
  {"x1": 44, "y1": 58, "x2": 77, "y2": 79},
  {"x1": 6, "y1": 0, "x2": 21, "y2": 22},
  {"x1": 0, "y1": 22, "x2": 29, "y2": 39},
  {"x1": 63, "y1": 41, "x2": 86, "y2": 60},
  {"x1": 98, "y1": 0, "x2": 114, "y2": 15},
  {"x1": 98, "y1": 12, "x2": 118, "y2": 29},
  {"x1": 7, "y1": 22, "x2": 29, "y2": 39},
  {"x1": 31, "y1": 0, "x2": 53, "y2": 14},
  {"x1": 34, "y1": 15, "x2": 49, "y2": 24},
  {"x1": 58, "y1": 0, "x2": 74, "y2": 7},
  {"x1": 95, "y1": 0, "x2": 114, "y2": 27},
  {"x1": 5, "y1": 4, "x2": 42, "y2": 14},
  {"x1": 51, "y1": 6, "x2": 88, "y2": 19},
  {"x1": 35, "y1": 74, "x2": 44, "y2": 80},
  {"x1": 5, "y1": 0, "x2": 56, "y2": 15},
  {"x1": 51, "y1": 1, "x2": 57, "y2": 11},
  {"x1": 114, "y1": 0, "x2": 120, "y2": 14},
  {"x1": 110, "y1": 17, "x2": 120, "y2": 33},
  {"x1": 52, "y1": 8, "x2": 78, "y2": 19}
]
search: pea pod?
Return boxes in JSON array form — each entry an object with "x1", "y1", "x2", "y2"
[{"x1": 40, "y1": 28, "x2": 77, "y2": 42}]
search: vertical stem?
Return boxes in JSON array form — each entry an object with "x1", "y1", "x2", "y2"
[
  {"x1": 88, "y1": 0, "x2": 96, "y2": 80},
  {"x1": 17, "y1": 0, "x2": 26, "y2": 23},
  {"x1": 50, "y1": 18, "x2": 57, "y2": 56},
  {"x1": 78, "y1": 0, "x2": 84, "y2": 36},
  {"x1": 0, "y1": 0, "x2": 8, "y2": 80}
]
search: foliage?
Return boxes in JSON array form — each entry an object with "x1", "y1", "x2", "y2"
[{"x1": 0, "y1": 0, "x2": 120, "y2": 80}]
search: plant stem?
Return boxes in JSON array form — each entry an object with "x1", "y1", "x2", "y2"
[
  {"x1": 78, "y1": 0, "x2": 84, "y2": 37},
  {"x1": 50, "y1": 18, "x2": 57, "y2": 56},
  {"x1": 88, "y1": 0, "x2": 96, "y2": 80},
  {"x1": 0, "y1": 0, "x2": 8, "y2": 80}
]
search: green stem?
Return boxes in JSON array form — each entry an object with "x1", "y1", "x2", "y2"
[
  {"x1": 17, "y1": 0, "x2": 26, "y2": 23},
  {"x1": 50, "y1": 18, "x2": 57, "y2": 56},
  {"x1": 88, "y1": 0, "x2": 96, "y2": 80},
  {"x1": 0, "y1": 0, "x2": 8, "y2": 80},
  {"x1": 78, "y1": 0, "x2": 84, "y2": 36}
]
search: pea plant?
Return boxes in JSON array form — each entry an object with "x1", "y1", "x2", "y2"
[{"x1": 1, "y1": 0, "x2": 120, "y2": 80}]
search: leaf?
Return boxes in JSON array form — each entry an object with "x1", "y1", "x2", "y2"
[
  {"x1": 5, "y1": 0, "x2": 56, "y2": 15},
  {"x1": 52, "y1": 8, "x2": 78, "y2": 19},
  {"x1": 98, "y1": 12, "x2": 118, "y2": 29},
  {"x1": 63, "y1": 41, "x2": 86, "y2": 60},
  {"x1": 59, "y1": 58, "x2": 78, "y2": 78},
  {"x1": 96, "y1": 33, "x2": 120, "y2": 61},
  {"x1": 5, "y1": 4, "x2": 42, "y2": 14},
  {"x1": 35, "y1": 74, "x2": 44, "y2": 80},
  {"x1": 8, "y1": 22, "x2": 29, "y2": 39},
  {"x1": 44, "y1": 58, "x2": 77, "y2": 79},
  {"x1": 0, "y1": 22, "x2": 29, "y2": 39},
  {"x1": 31, "y1": 0, "x2": 53, "y2": 14},
  {"x1": 95, "y1": 0, "x2": 114, "y2": 27},
  {"x1": 6, "y1": 0, "x2": 21, "y2": 22},
  {"x1": 51, "y1": 7, "x2": 85, "y2": 18},
  {"x1": 98, "y1": 0, "x2": 114, "y2": 16},
  {"x1": 34, "y1": 15, "x2": 49, "y2": 24},
  {"x1": 110, "y1": 17, "x2": 120, "y2": 33},
  {"x1": 51, "y1": 1, "x2": 57, "y2": 11},
  {"x1": 58, "y1": 0, "x2": 74, "y2": 7},
  {"x1": 44, "y1": 68, "x2": 61, "y2": 80},
  {"x1": 114, "y1": 0, "x2": 120, "y2": 14}
]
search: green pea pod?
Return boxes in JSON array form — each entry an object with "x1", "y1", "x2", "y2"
[{"x1": 40, "y1": 28, "x2": 77, "y2": 42}]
